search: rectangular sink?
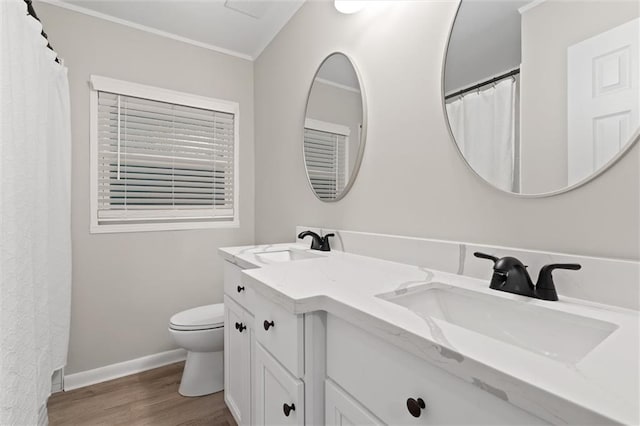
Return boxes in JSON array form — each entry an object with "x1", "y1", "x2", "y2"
[
  {"x1": 254, "y1": 249, "x2": 323, "y2": 263},
  {"x1": 377, "y1": 284, "x2": 617, "y2": 363}
]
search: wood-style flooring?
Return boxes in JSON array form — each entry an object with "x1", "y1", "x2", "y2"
[{"x1": 47, "y1": 362, "x2": 237, "y2": 426}]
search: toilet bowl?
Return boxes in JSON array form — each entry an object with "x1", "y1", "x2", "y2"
[{"x1": 169, "y1": 303, "x2": 224, "y2": 397}]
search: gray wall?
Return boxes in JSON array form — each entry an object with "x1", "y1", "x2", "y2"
[
  {"x1": 520, "y1": 1, "x2": 639, "y2": 193},
  {"x1": 254, "y1": 1, "x2": 639, "y2": 261},
  {"x1": 444, "y1": 0, "x2": 526, "y2": 93},
  {"x1": 37, "y1": 3, "x2": 255, "y2": 374}
]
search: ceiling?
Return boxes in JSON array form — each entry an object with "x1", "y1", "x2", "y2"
[{"x1": 42, "y1": 0, "x2": 306, "y2": 60}]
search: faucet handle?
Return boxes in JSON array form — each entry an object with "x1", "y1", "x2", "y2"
[
  {"x1": 535, "y1": 263, "x2": 582, "y2": 301},
  {"x1": 319, "y1": 233, "x2": 335, "y2": 252},
  {"x1": 474, "y1": 252, "x2": 499, "y2": 264}
]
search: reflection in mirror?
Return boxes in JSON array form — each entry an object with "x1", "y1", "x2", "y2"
[
  {"x1": 444, "y1": 0, "x2": 639, "y2": 195},
  {"x1": 304, "y1": 53, "x2": 366, "y2": 201}
]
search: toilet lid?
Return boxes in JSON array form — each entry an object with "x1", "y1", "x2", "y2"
[{"x1": 170, "y1": 304, "x2": 224, "y2": 331}]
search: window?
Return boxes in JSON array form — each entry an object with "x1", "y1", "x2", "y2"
[
  {"x1": 303, "y1": 119, "x2": 350, "y2": 201},
  {"x1": 90, "y1": 76, "x2": 239, "y2": 233}
]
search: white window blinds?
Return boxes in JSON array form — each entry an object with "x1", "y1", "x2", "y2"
[
  {"x1": 303, "y1": 127, "x2": 347, "y2": 201},
  {"x1": 96, "y1": 91, "x2": 236, "y2": 225}
]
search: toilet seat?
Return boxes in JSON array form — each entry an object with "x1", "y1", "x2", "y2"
[{"x1": 169, "y1": 303, "x2": 224, "y2": 331}]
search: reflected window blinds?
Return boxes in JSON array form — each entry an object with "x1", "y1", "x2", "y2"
[
  {"x1": 96, "y1": 92, "x2": 235, "y2": 224},
  {"x1": 303, "y1": 127, "x2": 347, "y2": 200}
]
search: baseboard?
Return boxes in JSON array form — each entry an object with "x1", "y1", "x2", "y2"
[
  {"x1": 64, "y1": 348, "x2": 187, "y2": 391},
  {"x1": 38, "y1": 403, "x2": 48, "y2": 426}
]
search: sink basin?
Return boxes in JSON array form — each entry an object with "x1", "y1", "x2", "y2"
[
  {"x1": 377, "y1": 284, "x2": 617, "y2": 363},
  {"x1": 254, "y1": 249, "x2": 323, "y2": 263}
]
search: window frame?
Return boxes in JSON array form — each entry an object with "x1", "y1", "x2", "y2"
[{"x1": 89, "y1": 75, "x2": 240, "y2": 233}]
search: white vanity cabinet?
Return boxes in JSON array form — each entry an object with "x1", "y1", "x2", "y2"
[
  {"x1": 223, "y1": 261, "x2": 255, "y2": 426},
  {"x1": 224, "y1": 260, "x2": 306, "y2": 426},
  {"x1": 252, "y1": 290, "x2": 307, "y2": 425},
  {"x1": 223, "y1": 295, "x2": 253, "y2": 425},
  {"x1": 326, "y1": 315, "x2": 548, "y2": 425}
]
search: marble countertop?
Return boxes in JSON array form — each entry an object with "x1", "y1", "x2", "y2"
[{"x1": 219, "y1": 244, "x2": 639, "y2": 425}]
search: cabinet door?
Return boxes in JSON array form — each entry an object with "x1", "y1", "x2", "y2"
[
  {"x1": 325, "y1": 379, "x2": 383, "y2": 426},
  {"x1": 224, "y1": 296, "x2": 251, "y2": 425},
  {"x1": 254, "y1": 343, "x2": 304, "y2": 426}
]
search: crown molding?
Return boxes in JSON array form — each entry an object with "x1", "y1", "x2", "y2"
[{"x1": 315, "y1": 77, "x2": 361, "y2": 94}]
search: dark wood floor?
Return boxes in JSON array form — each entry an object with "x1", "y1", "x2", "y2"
[{"x1": 48, "y1": 362, "x2": 237, "y2": 426}]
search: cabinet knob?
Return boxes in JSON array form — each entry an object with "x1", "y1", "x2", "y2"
[
  {"x1": 237, "y1": 285, "x2": 245, "y2": 293},
  {"x1": 283, "y1": 403, "x2": 295, "y2": 417},
  {"x1": 235, "y1": 322, "x2": 246, "y2": 332},
  {"x1": 263, "y1": 320, "x2": 275, "y2": 331},
  {"x1": 406, "y1": 397, "x2": 426, "y2": 418}
]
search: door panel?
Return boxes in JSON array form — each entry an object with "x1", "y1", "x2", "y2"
[
  {"x1": 568, "y1": 18, "x2": 639, "y2": 184},
  {"x1": 224, "y1": 296, "x2": 251, "y2": 425},
  {"x1": 254, "y1": 343, "x2": 304, "y2": 426},
  {"x1": 325, "y1": 379, "x2": 383, "y2": 426}
]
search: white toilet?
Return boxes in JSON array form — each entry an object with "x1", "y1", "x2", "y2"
[{"x1": 169, "y1": 303, "x2": 225, "y2": 397}]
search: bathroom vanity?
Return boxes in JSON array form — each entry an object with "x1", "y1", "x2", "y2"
[{"x1": 219, "y1": 233, "x2": 639, "y2": 426}]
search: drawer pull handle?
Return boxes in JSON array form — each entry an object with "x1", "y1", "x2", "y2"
[
  {"x1": 283, "y1": 403, "x2": 295, "y2": 417},
  {"x1": 263, "y1": 320, "x2": 275, "y2": 331},
  {"x1": 235, "y1": 322, "x2": 246, "y2": 332},
  {"x1": 237, "y1": 285, "x2": 245, "y2": 293},
  {"x1": 406, "y1": 397, "x2": 426, "y2": 418}
]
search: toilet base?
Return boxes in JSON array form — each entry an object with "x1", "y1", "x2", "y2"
[{"x1": 179, "y1": 350, "x2": 224, "y2": 397}]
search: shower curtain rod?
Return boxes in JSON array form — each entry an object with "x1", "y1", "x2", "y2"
[
  {"x1": 445, "y1": 68, "x2": 519, "y2": 100},
  {"x1": 23, "y1": 0, "x2": 60, "y2": 64}
]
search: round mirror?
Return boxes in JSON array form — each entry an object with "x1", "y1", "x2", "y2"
[
  {"x1": 304, "y1": 52, "x2": 367, "y2": 201},
  {"x1": 443, "y1": 0, "x2": 639, "y2": 196}
]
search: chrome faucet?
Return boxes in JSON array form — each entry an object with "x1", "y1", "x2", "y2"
[
  {"x1": 474, "y1": 252, "x2": 581, "y2": 301},
  {"x1": 298, "y1": 230, "x2": 334, "y2": 252}
]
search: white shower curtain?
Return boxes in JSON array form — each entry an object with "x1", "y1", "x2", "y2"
[
  {"x1": 446, "y1": 78, "x2": 516, "y2": 192},
  {"x1": 0, "y1": 1, "x2": 72, "y2": 424}
]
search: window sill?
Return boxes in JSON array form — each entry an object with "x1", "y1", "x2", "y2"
[{"x1": 90, "y1": 220, "x2": 240, "y2": 234}]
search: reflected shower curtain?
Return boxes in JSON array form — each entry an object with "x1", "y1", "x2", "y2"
[
  {"x1": 446, "y1": 79, "x2": 516, "y2": 192},
  {"x1": 0, "y1": 1, "x2": 72, "y2": 424}
]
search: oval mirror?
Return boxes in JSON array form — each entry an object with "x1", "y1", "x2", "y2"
[
  {"x1": 444, "y1": 0, "x2": 639, "y2": 196},
  {"x1": 304, "y1": 52, "x2": 367, "y2": 201}
]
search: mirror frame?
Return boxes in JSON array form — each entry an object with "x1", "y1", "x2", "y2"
[
  {"x1": 303, "y1": 51, "x2": 368, "y2": 202},
  {"x1": 441, "y1": 0, "x2": 640, "y2": 198}
]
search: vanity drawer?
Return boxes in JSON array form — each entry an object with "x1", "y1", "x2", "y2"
[
  {"x1": 224, "y1": 261, "x2": 254, "y2": 314},
  {"x1": 326, "y1": 315, "x2": 547, "y2": 425},
  {"x1": 253, "y1": 292, "x2": 304, "y2": 378}
]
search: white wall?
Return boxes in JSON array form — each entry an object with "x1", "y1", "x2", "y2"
[
  {"x1": 37, "y1": 3, "x2": 255, "y2": 374},
  {"x1": 254, "y1": 1, "x2": 639, "y2": 261}
]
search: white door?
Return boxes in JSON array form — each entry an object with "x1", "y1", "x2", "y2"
[
  {"x1": 254, "y1": 343, "x2": 304, "y2": 426},
  {"x1": 224, "y1": 296, "x2": 251, "y2": 426},
  {"x1": 568, "y1": 18, "x2": 639, "y2": 185},
  {"x1": 325, "y1": 379, "x2": 384, "y2": 426}
]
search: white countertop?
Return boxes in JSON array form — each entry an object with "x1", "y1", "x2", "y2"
[{"x1": 219, "y1": 244, "x2": 640, "y2": 425}]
